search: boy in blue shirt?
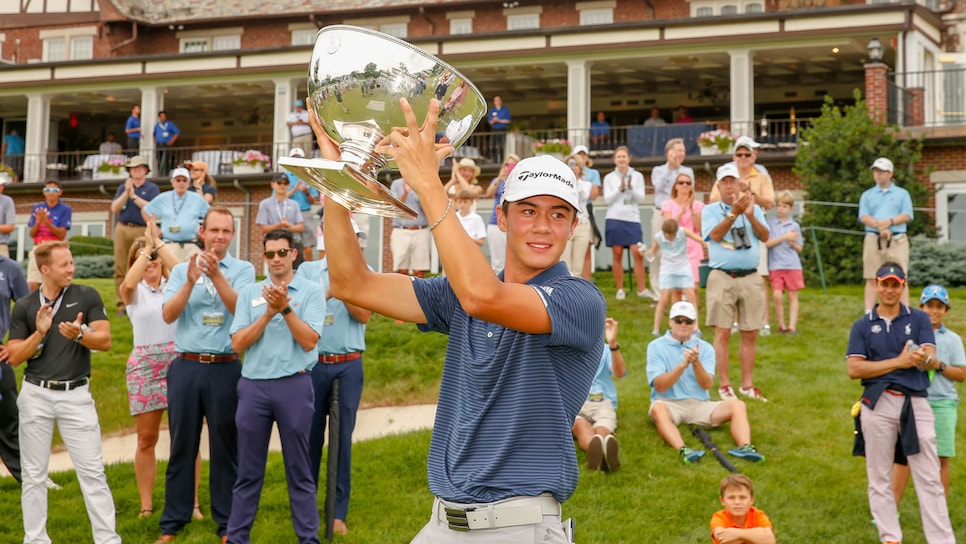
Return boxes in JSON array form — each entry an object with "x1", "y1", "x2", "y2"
[
  {"x1": 892, "y1": 284, "x2": 966, "y2": 502},
  {"x1": 765, "y1": 191, "x2": 804, "y2": 334}
]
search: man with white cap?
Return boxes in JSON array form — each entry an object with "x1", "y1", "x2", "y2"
[
  {"x1": 859, "y1": 157, "x2": 913, "y2": 312},
  {"x1": 143, "y1": 167, "x2": 210, "y2": 262},
  {"x1": 285, "y1": 147, "x2": 320, "y2": 261},
  {"x1": 646, "y1": 301, "x2": 764, "y2": 465},
  {"x1": 710, "y1": 136, "x2": 776, "y2": 335},
  {"x1": 288, "y1": 99, "x2": 313, "y2": 155},
  {"x1": 702, "y1": 164, "x2": 770, "y2": 402},
  {"x1": 313, "y1": 99, "x2": 605, "y2": 543}
]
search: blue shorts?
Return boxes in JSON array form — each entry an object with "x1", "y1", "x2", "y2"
[
  {"x1": 659, "y1": 272, "x2": 695, "y2": 290},
  {"x1": 605, "y1": 219, "x2": 642, "y2": 248}
]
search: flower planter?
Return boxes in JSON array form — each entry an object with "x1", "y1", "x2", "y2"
[
  {"x1": 535, "y1": 152, "x2": 566, "y2": 162},
  {"x1": 95, "y1": 170, "x2": 126, "y2": 181},
  {"x1": 232, "y1": 163, "x2": 266, "y2": 175},
  {"x1": 699, "y1": 145, "x2": 734, "y2": 157}
]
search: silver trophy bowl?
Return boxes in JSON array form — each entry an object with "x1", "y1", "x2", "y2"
[{"x1": 278, "y1": 25, "x2": 487, "y2": 219}]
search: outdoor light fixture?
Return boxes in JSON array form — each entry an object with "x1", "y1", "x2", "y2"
[{"x1": 867, "y1": 37, "x2": 884, "y2": 62}]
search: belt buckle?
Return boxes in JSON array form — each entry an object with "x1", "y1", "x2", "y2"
[
  {"x1": 444, "y1": 506, "x2": 472, "y2": 532},
  {"x1": 198, "y1": 353, "x2": 215, "y2": 364}
]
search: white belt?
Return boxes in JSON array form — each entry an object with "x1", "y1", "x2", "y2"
[{"x1": 435, "y1": 494, "x2": 560, "y2": 531}]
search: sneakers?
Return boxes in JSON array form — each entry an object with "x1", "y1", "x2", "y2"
[
  {"x1": 718, "y1": 385, "x2": 737, "y2": 400},
  {"x1": 760, "y1": 324, "x2": 771, "y2": 336},
  {"x1": 46, "y1": 477, "x2": 62, "y2": 491},
  {"x1": 679, "y1": 446, "x2": 706, "y2": 465},
  {"x1": 728, "y1": 444, "x2": 765, "y2": 462},
  {"x1": 603, "y1": 435, "x2": 620, "y2": 472},
  {"x1": 615, "y1": 288, "x2": 626, "y2": 301},
  {"x1": 587, "y1": 434, "x2": 604, "y2": 470},
  {"x1": 739, "y1": 386, "x2": 769, "y2": 402},
  {"x1": 637, "y1": 288, "x2": 658, "y2": 301}
]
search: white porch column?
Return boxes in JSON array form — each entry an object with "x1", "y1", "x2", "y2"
[
  {"x1": 138, "y1": 86, "x2": 162, "y2": 171},
  {"x1": 273, "y1": 78, "x2": 299, "y2": 163},
  {"x1": 729, "y1": 49, "x2": 755, "y2": 138},
  {"x1": 23, "y1": 93, "x2": 50, "y2": 183},
  {"x1": 566, "y1": 59, "x2": 591, "y2": 148}
]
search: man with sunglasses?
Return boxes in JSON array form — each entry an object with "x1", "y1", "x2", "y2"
[
  {"x1": 144, "y1": 167, "x2": 210, "y2": 262},
  {"x1": 257, "y1": 173, "x2": 305, "y2": 265},
  {"x1": 227, "y1": 229, "x2": 325, "y2": 543},
  {"x1": 26, "y1": 181, "x2": 72, "y2": 291},
  {"x1": 647, "y1": 301, "x2": 764, "y2": 465},
  {"x1": 154, "y1": 207, "x2": 255, "y2": 544},
  {"x1": 702, "y1": 164, "x2": 770, "y2": 403}
]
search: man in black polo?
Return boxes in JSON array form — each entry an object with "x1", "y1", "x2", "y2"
[
  {"x1": 154, "y1": 207, "x2": 255, "y2": 544},
  {"x1": 110, "y1": 155, "x2": 160, "y2": 315},
  {"x1": 7, "y1": 241, "x2": 119, "y2": 543}
]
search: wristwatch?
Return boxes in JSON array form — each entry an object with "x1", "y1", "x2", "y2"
[
  {"x1": 74, "y1": 330, "x2": 84, "y2": 343},
  {"x1": 726, "y1": 212, "x2": 737, "y2": 221},
  {"x1": 281, "y1": 306, "x2": 293, "y2": 316},
  {"x1": 609, "y1": 343, "x2": 620, "y2": 352},
  {"x1": 938, "y1": 361, "x2": 947, "y2": 373}
]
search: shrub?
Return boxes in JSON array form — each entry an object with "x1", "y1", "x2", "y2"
[
  {"x1": 68, "y1": 235, "x2": 114, "y2": 257},
  {"x1": 908, "y1": 239, "x2": 966, "y2": 287},
  {"x1": 73, "y1": 255, "x2": 115, "y2": 279}
]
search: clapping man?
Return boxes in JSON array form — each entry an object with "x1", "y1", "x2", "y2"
[{"x1": 27, "y1": 181, "x2": 71, "y2": 291}]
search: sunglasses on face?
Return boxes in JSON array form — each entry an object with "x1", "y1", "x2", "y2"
[
  {"x1": 274, "y1": 179, "x2": 290, "y2": 185},
  {"x1": 676, "y1": 180, "x2": 692, "y2": 185},
  {"x1": 43, "y1": 187, "x2": 61, "y2": 193},
  {"x1": 263, "y1": 249, "x2": 291, "y2": 259},
  {"x1": 191, "y1": 168, "x2": 204, "y2": 172},
  {"x1": 672, "y1": 317, "x2": 695, "y2": 325},
  {"x1": 734, "y1": 153, "x2": 753, "y2": 158}
]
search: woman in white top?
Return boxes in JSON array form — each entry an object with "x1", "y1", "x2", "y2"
[
  {"x1": 560, "y1": 155, "x2": 596, "y2": 279},
  {"x1": 119, "y1": 220, "x2": 203, "y2": 520},
  {"x1": 602, "y1": 145, "x2": 647, "y2": 300}
]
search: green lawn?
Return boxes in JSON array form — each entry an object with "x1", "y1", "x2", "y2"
[{"x1": 3, "y1": 277, "x2": 966, "y2": 542}]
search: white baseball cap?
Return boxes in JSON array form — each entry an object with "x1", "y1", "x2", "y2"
[
  {"x1": 572, "y1": 144, "x2": 590, "y2": 156},
  {"x1": 501, "y1": 155, "x2": 580, "y2": 210},
  {"x1": 290, "y1": 147, "x2": 306, "y2": 158},
  {"x1": 871, "y1": 157, "x2": 894, "y2": 172},
  {"x1": 669, "y1": 301, "x2": 697, "y2": 321},
  {"x1": 715, "y1": 163, "x2": 740, "y2": 182},
  {"x1": 171, "y1": 167, "x2": 190, "y2": 180},
  {"x1": 734, "y1": 136, "x2": 760, "y2": 150}
]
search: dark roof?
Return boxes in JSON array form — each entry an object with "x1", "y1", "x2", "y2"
[{"x1": 108, "y1": 0, "x2": 478, "y2": 25}]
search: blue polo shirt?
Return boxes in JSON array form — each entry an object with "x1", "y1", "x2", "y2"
[
  {"x1": 847, "y1": 305, "x2": 935, "y2": 393},
  {"x1": 294, "y1": 259, "x2": 367, "y2": 354},
  {"x1": 144, "y1": 190, "x2": 210, "y2": 242},
  {"x1": 584, "y1": 167, "x2": 602, "y2": 188},
  {"x1": 928, "y1": 325, "x2": 966, "y2": 401},
  {"x1": 231, "y1": 276, "x2": 325, "y2": 379},
  {"x1": 766, "y1": 216, "x2": 803, "y2": 271},
  {"x1": 702, "y1": 201, "x2": 767, "y2": 270},
  {"x1": 163, "y1": 253, "x2": 255, "y2": 354},
  {"x1": 114, "y1": 180, "x2": 160, "y2": 225},
  {"x1": 28, "y1": 201, "x2": 72, "y2": 243},
  {"x1": 587, "y1": 348, "x2": 621, "y2": 409},
  {"x1": 487, "y1": 105, "x2": 511, "y2": 131},
  {"x1": 154, "y1": 120, "x2": 180, "y2": 145},
  {"x1": 647, "y1": 333, "x2": 716, "y2": 401},
  {"x1": 858, "y1": 183, "x2": 913, "y2": 234},
  {"x1": 412, "y1": 261, "x2": 605, "y2": 504},
  {"x1": 285, "y1": 173, "x2": 320, "y2": 212},
  {"x1": 125, "y1": 115, "x2": 141, "y2": 141}
]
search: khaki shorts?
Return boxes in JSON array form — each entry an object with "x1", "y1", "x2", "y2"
[
  {"x1": 26, "y1": 247, "x2": 41, "y2": 284},
  {"x1": 757, "y1": 242, "x2": 769, "y2": 276},
  {"x1": 862, "y1": 233, "x2": 910, "y2": 279},
  {"x1": 575, "y1": 399, "x2": 617, "y2": 432},
  {"x1": 648, "y1": 398, "x2": 722, "y2": 427},
  {"x1": 705, "y1": 269, "x2": 764, "y2": 330},
  {"x1": 390, "y1": 227, "x2": 431, "y2": 271}
]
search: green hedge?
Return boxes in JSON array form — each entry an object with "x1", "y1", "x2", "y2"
[
  {"x1": 908, "y1": 239, "x2": 966, "y2": 287},
  {"x1": 67, "y1": 235, "x2": 114, "y2": 257}
]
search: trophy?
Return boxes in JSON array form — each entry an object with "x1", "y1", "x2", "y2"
[{"x1": 278, "y1": 25, "x2": 487, "y2": 219}]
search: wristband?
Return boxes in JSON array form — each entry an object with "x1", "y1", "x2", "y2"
[
  {"x1": 609, "y1": 343, "x2": 620, "y2": 352},
  {"x1": 281, "y1": 306, "x2": 292, "y2": 316}
]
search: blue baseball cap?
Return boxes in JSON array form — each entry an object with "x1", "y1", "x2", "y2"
[
  {"x1": 294, "y1": 99, "x2": 305, "y2": 107},
  {"x1": 875, "y1": 264, "x2": 905, "y2": 284},
  {"x1": 920, "y1": 284, "x2": 950, "y2": 307}
]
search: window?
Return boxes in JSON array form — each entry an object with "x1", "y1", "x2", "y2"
[
  {"x1": 577, "y1": 1, "x2": 615, "y2": 25},
  {"x1": 380, "y1": 23, "x2": 408, "y2": 39},
  {"x1": 505, "y1": 6, "x2": 542, "y2": 30},
  {"x1": 450, "y1": 18, "x2": 472, "y2": 35},
  {"x1": 343, "y1": 16, "x2": 411, "y2": 40},
  {"x1": 721, "y1": 5, "x2": 738, "y2": 14},
  {"x1": 746, "y1": 2, "x2": 763, "y2": 12},
  {"x1": 690, "y1": 1, "x2": 765, "y2": 16},
  {"x1": 291, "y1": 28, "x2": 317, "y2": 46},
  {"x1": 696, "y1": 6, "x2": 713, "y2": 16},
  {"x1": 177, "y1": 27, "x2": 243, "y2": 54},
  {"x1": 40, "y1": 26, "x2": 96, "y2": 62}
]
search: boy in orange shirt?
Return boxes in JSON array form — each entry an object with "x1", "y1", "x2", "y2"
[{"x1": 710, "y1": 474, "x2": 775, "y2": 544}]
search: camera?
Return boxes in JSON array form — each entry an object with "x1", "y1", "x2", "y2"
[{"x1": 730, "y1": 226, "x2": 752, "y2": 250}]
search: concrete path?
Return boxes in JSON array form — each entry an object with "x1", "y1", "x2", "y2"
[{"x1": 0, "y1": 404, "x2": 437, "y2": 476}]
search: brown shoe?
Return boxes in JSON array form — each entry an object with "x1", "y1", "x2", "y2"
[
  {"x1": 333, "y1": 519, "x2": 348, "y2": 535},
  {"x1": 152, "y1": 536, "x2": 175, "y2": 544}
]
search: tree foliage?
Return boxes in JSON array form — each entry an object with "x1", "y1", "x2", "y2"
[{"x1": 794, "y1": 90, "x2": 931, "y2": 286}]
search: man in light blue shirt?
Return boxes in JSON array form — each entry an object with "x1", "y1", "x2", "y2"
[
  {"x1": 285, "y1": 147, "x2": 320, "y2": 261},
  {"x1": 296, "y1": 257, "x2": 371, "y2": 536},
  {"x1": 156, "y1": 207, "x2": 255, "y2": 544},
  {"x1": 572, "y1": 317, "x2": 626, "y2": 472},
  {"x1": 859, "y1": 157, "x2": 914, "y2": 311},
  {"x1": 647, "y1": 301, "x2": 763, "y2": 465},
  {"x1": 228, "y1": 229, "x2": 325, "y2": 544},
  {"x1": 702, "y1": 164, "x2": 770, "y2": 403},
  {"x1": 144, "y1": 167, "x2": 210, "y2": 262}
]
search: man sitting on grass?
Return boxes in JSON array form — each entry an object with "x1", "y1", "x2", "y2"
[{"x1": 646, "y1": 301, "x2": 764, "y2": 465}]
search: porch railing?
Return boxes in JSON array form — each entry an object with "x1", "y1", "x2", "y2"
[{"x1": 889, "y1": 66, "x2": 966, "y2": 127}]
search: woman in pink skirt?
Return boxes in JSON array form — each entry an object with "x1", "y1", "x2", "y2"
[{"x1": 119, "y1": 221, "x2": 203, "y2": 520}]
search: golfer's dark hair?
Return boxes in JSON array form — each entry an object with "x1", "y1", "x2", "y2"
[
  {"x1": 719, "y1": 474, "x2": 755, "y2": 498},
  {"x1": 263, "y1": 229, "x2": 294, "y2": 250}
]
